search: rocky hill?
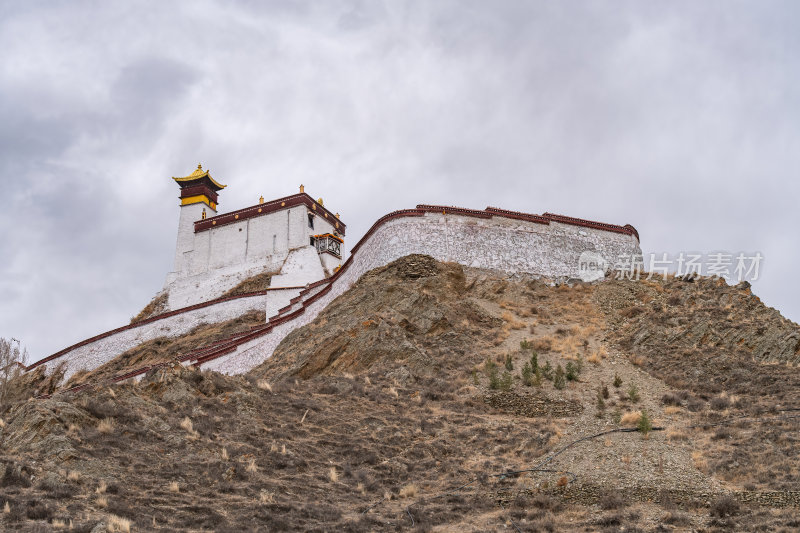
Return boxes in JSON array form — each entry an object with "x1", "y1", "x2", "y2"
[{"x1": 1, "y1": 255, "x2": 798, "y2": 531}]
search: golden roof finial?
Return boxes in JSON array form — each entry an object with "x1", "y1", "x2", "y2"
[
  {"x1": 197, "y1": 163, "x2": 203, "y2": 170},
  {"x1": 299, "y1": 184, "x2": 305, "y2": 193},
  {"x1": 317, "y1": 197, "x2": 324, "y2": 206},
  {"x1": 259, "y1": 195, "x2": 264, "y2": 204}
]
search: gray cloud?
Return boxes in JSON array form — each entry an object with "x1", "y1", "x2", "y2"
[{"x1": 1, "y1": 0, "x2": 798, "y2": 361}]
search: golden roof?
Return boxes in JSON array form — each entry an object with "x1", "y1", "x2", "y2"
[{"x1": 172, "y1": 164, "x2": 226, "y2": 189}]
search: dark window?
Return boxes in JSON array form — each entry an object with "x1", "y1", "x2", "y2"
[
  {"x1": 308, "y1": 213, "x2": 314, "y2": 229},
  {"x1": 310, "y1": 236, "x2": 316, "y2": 246}
]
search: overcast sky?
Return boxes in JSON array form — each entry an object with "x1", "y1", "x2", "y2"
[{"x1": 1, "y1": 1, "x2": 798, "y2": 363}]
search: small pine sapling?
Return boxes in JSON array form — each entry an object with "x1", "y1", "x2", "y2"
[
  {"x1": 638, "y1": 410, "x2": 652, "y2": 436},
  {"x1": 613, "y1": 373, "x2": 623, "y2": 388},
  {"x1": 504, "y1": 354, "x2": 514, "y2": 371},
  {"x1": 485, "y1": 359, "x2": 500, "y2": 390},
  {"x1": 521, "y1": 362, "x2": 533, "y2": 386},
  {"x1": 628, "y1": 384, "x2": 640, "y2": 403},
  {"x1": 553, "y1": 364, "x2": 566, "y2": 390},
  {"x1": 500, "y1": 371, "x2": 513, "y2": 391},
  {"x1": 541, "y1": 361, "x2": 553, "y2": 381},
  {"x1": 565, "y1": 361, "x2": 578, "y2": 381}
]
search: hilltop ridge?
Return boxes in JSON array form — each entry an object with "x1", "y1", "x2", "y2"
[{"x1": 1, "y1": 255, "x2": 798, "y2": 531}]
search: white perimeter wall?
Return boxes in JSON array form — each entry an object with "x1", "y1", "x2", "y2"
[
  {"x1": 201, "y1": 212, "x2": 641, "y2": 374},
  {"x1": 48, "y1": 293, "x2": 269, "y2": 382}
]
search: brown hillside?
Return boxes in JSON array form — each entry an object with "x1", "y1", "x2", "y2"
[{"x1": 1, "y1": 255, "x2": 798, "y2": 531}]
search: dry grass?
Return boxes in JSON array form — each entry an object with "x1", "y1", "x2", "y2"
[
  {"x1": 620, "y1": 411, "x2": 642, "y2": 426},
  {"x1": 130, "y1": 292, "x2": 168, "y2": 324},
  {"x1": 532, "y1": 336, "x2": 554, "y2": 352},
  {"x1": 691, "y1": 450, "x2": 708, "y2": 471},
  {"x1": 96, "y1": 481, "x2": 107, "y2": 494},
  {"x1": 107, "y1": 515, "x2": 132, "y2": 533},
  {"x1": 180, "y1": 416, "x2": 193, "y2": 432},
  {"x1": 586, "y1": 352, "x2": 602, "y2": 365},
  {"x1": 256, "y1": 380, "x2": 272, "y2": 392},
  {"x1": 98, "y1": 418, "x2": 114, "y2": 434},
  {"x1": 499, "y1": 309, "x2": 526, "y2": 330},
  {"x1": 169, "y1": 481, "x2": 180, "y2": 493},
  {"x1": 96, "y1": 496, "x2": 108, "y2": 507},
  {"x1": 259, "y1": 490, "x2": 275, "y2": 504},
  {"x1": 664, "y1": 406, "x2": 682, "y2": 415},
  {"x1": 667, "y1": 428, "x2": 688, "y2": 441},
  {"x1": 221, "y1": 447, "x2": 229, "y2": 460},
  {"x1": 67, "y1": 470, "x2": 81, "y2": 482},
  {"x1": 222, "y1": 269, "x2": 277, "y2": 297},
  {"x1": 399, "y1": 484, "x2": 418, "y2": 498},
  {"x1": 246, "y1": 458, "x2": 258, "y2": 473},
  {"x1": 180, "y1": 416, "x2": 199, "y2": 439},
  {"x1": 3, "y1": 501, "x2": 10, "y2": 514},
  {"x1": 328, "y1": 467, "x2": 338, "y2": 483}
]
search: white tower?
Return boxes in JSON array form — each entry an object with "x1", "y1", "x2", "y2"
[{"x1": 167, "y1": 164, "x2": 226, "y2": 281}]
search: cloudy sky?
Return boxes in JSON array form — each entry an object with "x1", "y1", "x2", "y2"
[{"x1": 1, "y1": 1, "x2": 798, "y2": 363}]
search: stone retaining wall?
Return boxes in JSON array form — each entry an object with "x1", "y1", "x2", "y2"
[{"x1": 202, "y1": 210, "x2": 641, "y2": 374}]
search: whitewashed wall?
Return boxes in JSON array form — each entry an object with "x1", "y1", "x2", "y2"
[
  {"x1": 48, "y1": 293, "x2": 270, "y2": 382},
  {"x1": 163, "y1": 204, "x2": 343, "y2": 310},
  {"x1": 201, "y1": 212, "x2": 641, "y2": 374}
]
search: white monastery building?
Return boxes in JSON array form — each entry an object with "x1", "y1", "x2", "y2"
[
  {"x1": 28, "y1": 164, "x2": 642, "y2": 385},
  {"x1": 163, "y1": 164, "x2": 346, "y2": 312}
]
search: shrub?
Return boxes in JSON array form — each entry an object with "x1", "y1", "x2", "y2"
[
  {"x1": 553, "y1": 365, "x2": 566, "y2": 390},
  {"x1": 710, "y1": 494, "x2": 739, "y2": 518},
  {"x1": 1, "y1": 464, "x2": 31, "y2": 488},
  {"x1": 532, "y1": 337, "x2": 552, "y2": 352},
  {"x1": 499, "y1": 372, "x2": 513, "y2": 391},
  {"x1": 520, "y1": 340, "x2": 532, "y2": 350},
  {"x1": 638, "y1": 410, "x2": 652, "y2": 436},
  {"x1": 613, "y1": 373, "x2": 623, "y2": 388},
  {"x1": 661, "y1": 392, "x2": 683, "y2": 406},
  {"x1": 599, "y1": 491, "x2": 626, "y2": 510},
  {"x1": 471, "y1": 369, "x2": 479, "y2": 385},
  {"x1": 627, "y1": 384, "x2": 640, "y2": 403},
  {"x1": 709, "y1": 395, "x2": 731, "y2": 411},
  {"x1": 504, "y1": 354, "x2": 514, "y2": 371},
  {"x1": 601, "y1": 384, "x2": 609, "y2": 399},
  {"x1": 26, "y1": 500, "x2": 52, "y2": 520},
  {"x1": 0, "y1": 337, "x2": 28, "y2": 410},
  {"x1": 575, "y1": 355, "x2": 584, "y2": 374},
  {"x1": 687, "y1": 398, "x2": 705, "y2": 412},
  {"x1": 611, "y1": 409, "x2": 622, "y2": 424}
]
